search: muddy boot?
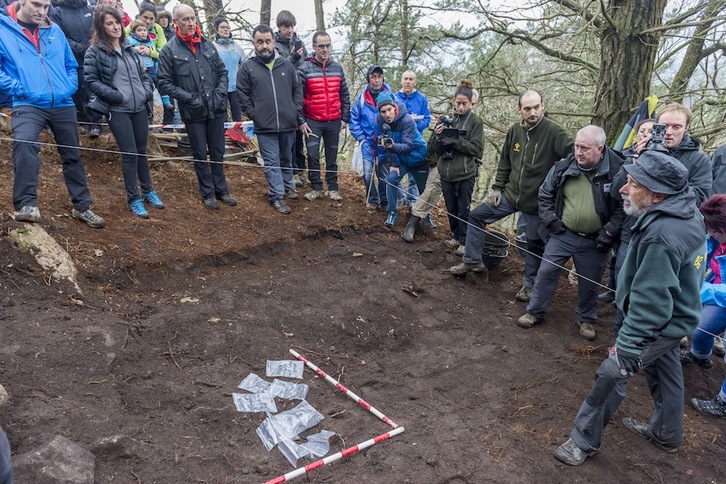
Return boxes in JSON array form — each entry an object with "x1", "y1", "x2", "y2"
[{"x1": 402, "y1": 215, "x2": 421, "y2": 243}]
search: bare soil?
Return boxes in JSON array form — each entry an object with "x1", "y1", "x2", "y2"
[{"x1": 0, "y1": 131, "x2": 724, "y2": 483}]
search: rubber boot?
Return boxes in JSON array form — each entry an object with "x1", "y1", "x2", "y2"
[{"x1": 402, "y1": 215, "x2": 421, "y2": 243}]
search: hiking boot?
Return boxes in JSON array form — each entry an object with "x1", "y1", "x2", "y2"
[
  {"x1": 203, "y1": 197, "x2": 219, "y2": 210},
  {"x1": 299, "y1": 173, "x2": 310, "y2": 186},
  {"x1": 517, "y1": 312, "x2": 543, "y2": 329},
  {"x1": 454, "y1": 245, "x2": 465, "y2": 257},
  {"x1": 14, "y1": 205, "x2": 41, "y2": 223},
  {"x1": 422, "y1": 214, "x2": 437, "y2": 229},
  {"x1": 713, "y1": 337, "x2": 725, "y2": 357},
  {"x1": 88, "y1": 125, "x2": 102, "y2": 139},
  {"x1": 598, "y1": 291, "x2": 615, "y2": 303},
  {"x1": 71, "y1": 208, "x2": 105, "y2": 228},
  {"x1": 621, "y1": 417, "x2": 678, "y2": 454},
  {"x1": 384, "y1": 211, "x2": 398, "y2": 227},
  {"x1": 691, "y1": 396, "x2": 726, "y2": 418},
  {"x1": 366, "y1": 203, "x2": 379, "y2": 211},
  {"x1": 579, "y1": 321, "x2": 596, "y2": 341},
  {"x1": 680, "y1": 350, "x2": 713, "y2": 369},
  {"x1": 142, "y1": 190, "x2": 164, "y2": 209},
  {"x1": 304, "y1": 190, "x2": 324, "y2": 201},
  {"x1": 326, "y1": 190, "x2": 343, "y2": 201},
  {"x1": 218, "y1": 194, "x2": 238, "y2": 206},
  {"x1": 443, "y1": 239, "x2": 460, "y2": 249},
  {"x1": 402, "y1": 215, "x2": 420, "y2": 243},
  {"x1": 554, "y1": 438, "x2": 592, "y2": 466},
  {"x1": 293, "y1": 174, "x2": 303, "y2": 187},
  {"x1": 128, "y1": 199, "x2": 149, "y2": 218},
  {"x1": 449, "y1": 261, "x2": 486, "y2": 275},
  {"x1": 515, "y1": 285, "x2": 532, "y2": 302},
  {"x1": 285, "y1": 190, "x2": 300, "y2": 200},
  {"x1": 271, "y1": 199, "x2": 291, "y2": 214}
]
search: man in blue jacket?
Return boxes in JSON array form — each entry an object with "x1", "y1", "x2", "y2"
[
  {"x1": 349, "y1": 65, "x2": 393, "y2": 211},
  {"x1": 0, "y1": 0, "x2": 104, "y2": 227},
  {"x1": 375, "y1": 92, "x2": 427, "y2": 227}
]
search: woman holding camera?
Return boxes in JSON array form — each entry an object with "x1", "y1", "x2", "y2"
[
  {"x1": 426, "y1": 80, "x2": 484, "y2": 248},
  {"x1": 84, "y1": 5, "x2": 164, "y2": 218}
]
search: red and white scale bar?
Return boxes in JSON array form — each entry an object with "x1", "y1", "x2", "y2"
[{"x1": 261, "y1": 349, "x2": 405, "y2": 484}]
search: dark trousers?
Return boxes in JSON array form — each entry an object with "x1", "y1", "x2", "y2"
[
  {"x1": 386, "y1": 164, "x2": 428, "y2": 213},
  {"x1": 11, "y1": 105, "x2": 93, "y2": 211},
  {"x1": 305, "y1": 118, "x2": 341, "y2": 191},
  {"x1": 185, "y1": 115, "x2": 230, "y2": 199},
  {"x1": 0, "y1": 426, "x2": 11, "y2": 484},
  {"x1": 571, "y1": 336, "x2": 684, "y2": 452},
  {"x1": 292, "y1": 129, "x2": 306, "y2": 174},
  {"x1": 440, "y1": 175, "x2": 475, "y2": 244},
  {"x1": 108, "y1": 109, "x2": 152, "y2": 204},
  {"x1": 227, "y1": 90, "x2": 242, "y2": 122},
  {"x1": 73, "y1": 65, "x2": 101, "y2": 125}
]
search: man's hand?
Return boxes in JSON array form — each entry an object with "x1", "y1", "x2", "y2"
[
  {"x1": 609, "y1": 346, "x2": 643, "y2": 377},
  {"x1": 596, "y1": 229, "x2": 612, "y2": 251},
  {"x1": 299, "y1": 122, "x2": 312, "y2": 137},
  {"x1": 486, "y1": 189, "x2": 502, "y2": 207},
  {"x1": 548, "y1": 219, "x2": 565, "y2": 234}
]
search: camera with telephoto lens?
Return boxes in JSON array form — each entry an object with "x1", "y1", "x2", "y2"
[
  {"x1": 380, "y1": 123, "x2": 394, "y2": 149},
  {"x1": 438, "y1": 115, "x2": 466, "y2": 160},
  {"x1": 645, "y1": 123, "x2": 668, "y2": 153}
]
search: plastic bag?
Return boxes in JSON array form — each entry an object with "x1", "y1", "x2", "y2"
[
  {"x1": 351, "y1": 142, "x2": 364, "y2": 175},
  {"x1": 266, "y1": 360, "x2": 304, "y2": 379},
  {"x1": 256, "y1": 401, "x2": 325, "y2": 451}
]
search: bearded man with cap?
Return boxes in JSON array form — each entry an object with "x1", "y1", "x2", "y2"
[
  {"x1": 349, "y1": 65, "x2": 393, "y2": 210},
  {"x1": 554, "y1": 149, "x2": 707, "y2": 466},
  {"x1": 374, "y1": 91, "x2": 427, "y2": 227}
]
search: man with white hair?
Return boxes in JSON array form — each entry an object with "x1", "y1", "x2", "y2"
[
  {"x1": 554, "y1": 149, "x2": 706, "y2": 465},
  {"x1": 517, "y1": 125, "x2": 625, "y2": 341}
]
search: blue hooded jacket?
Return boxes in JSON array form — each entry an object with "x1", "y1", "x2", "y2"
[
  {"x1": 375, "y1": 100, "x2": 427, "y2": 168},
  {"x1": 394, "y1": 89, "x2": 431, "y2": 133},
  {"x1": 0, "y1": 2, "x2": 77, "y2": 108}
]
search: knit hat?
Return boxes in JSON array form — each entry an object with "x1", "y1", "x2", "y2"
[
  {"x1": 623, "y1": 150, "x2": 688, "y2": 195},
  {"x1": 367, "y1": 65, "x2": 384, "y2": 81},
  {"x1": 376, "y1": 91, "x2": 395, "y2": 110}
]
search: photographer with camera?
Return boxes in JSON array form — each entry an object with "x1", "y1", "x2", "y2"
[
  {"x1": 373, "y1": 92, "x2": 427, "y2": 227},
  {"x1": 426, "y1": 80, "x2": 484, "y2": 249}
]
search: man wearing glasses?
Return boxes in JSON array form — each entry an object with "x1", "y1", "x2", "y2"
[{"x1": 297, "y1": 31, "x2": 350, "y2": 202}]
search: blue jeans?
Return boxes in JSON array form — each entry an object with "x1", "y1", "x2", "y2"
[
  {"x1": 385, "y1": 164, "x2": 428, "y2": 213},
  {"x1": 463, "y1": 195, "x2": 544, "y2": 287},
  {"x1": 361, "y1": 140, "x2": 388, "y2": 206},
  {"x1": 691, "y1": 304, "x2": 726, "y2": 400},
  {"x1": 257, "y1": 131, "x2": 295, "y2": 202},
  {"x1": 11, "y1": 105, "x2": 93, "y2": 212}
]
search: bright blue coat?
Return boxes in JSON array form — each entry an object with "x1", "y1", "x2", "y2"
[
  {"x1": 0, "y1": 4, "x2": 77, "y2": 108},
  {"x1": 701, "y1": 236, "x2": 726, "y2": 308},
  {"x1": 375, "y1": 101, "x2": 427, "y2": 168},
  {"x1": 394, "y1": 89, "x2": 431, "y2": 133}
]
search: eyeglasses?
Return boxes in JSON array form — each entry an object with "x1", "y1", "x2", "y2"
[{"x1": 315, "y1": 43, "x2": 331, "y2": 49}]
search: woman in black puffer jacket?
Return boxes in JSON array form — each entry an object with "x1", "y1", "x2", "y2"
[{"x1": 84, "y1": 5, "x2": 164, "y2": 218}]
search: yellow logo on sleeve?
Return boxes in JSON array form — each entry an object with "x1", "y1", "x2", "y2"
[
  {"x1": 514, "y1": 143, "x2": 520, "y2": 152},
  {"x1": 694, "y1": 254, "x2": 705, "y2": 270}
]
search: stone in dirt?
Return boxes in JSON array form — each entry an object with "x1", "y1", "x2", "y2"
[{"x1": 13, "y1": 435, "x2": 94, "y2": 483}]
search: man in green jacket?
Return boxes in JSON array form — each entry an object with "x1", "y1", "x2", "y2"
[
  {"x1": 449, "y1": 90, "x2": 572, "y2": 303},
  {"x1": 554, "y1": 150, "x2": 707, "y2": 465}
]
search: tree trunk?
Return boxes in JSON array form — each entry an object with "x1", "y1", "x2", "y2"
[
  {"x1": 668, "y1": 0, "x2": 726, "y2": 104},
  {"x1": 401, "y1": 0, "x2": 409, "y2": 68},
  {"x1": 202, "y1": 0, "x2": 224, "y2": 35},
  {"x1": 260, "y1": 0, "x2": 271, "y2": 26},
  {"x1": 314, "y1": 0, "x2": 325, "y2": 31},
  {"x1": 593, "y1": 0, "x2": 667, "y2": 144}
]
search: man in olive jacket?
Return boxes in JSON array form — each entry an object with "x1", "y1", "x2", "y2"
[
  {"x1": 449, "y1": 90, "x2": 572, "y2": 303},
  {"x1": 554, "y1": 150, "x2": 707, "y2": 466},
  {"x1": 158, "y1": 4, "x2": 235, "y2": 210}
]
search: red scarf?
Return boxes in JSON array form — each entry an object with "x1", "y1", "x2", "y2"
[{"x1": 176, "y1": 24, "x2": 202, "y2": 54}]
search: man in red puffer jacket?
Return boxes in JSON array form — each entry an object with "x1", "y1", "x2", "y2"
[{"x1": 297, "y1": 30, "x2": 350, "y2": 202}]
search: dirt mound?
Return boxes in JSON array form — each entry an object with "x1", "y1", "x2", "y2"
[{"x1": 0, "y1": 134, "x2": 723, "y2": 482}]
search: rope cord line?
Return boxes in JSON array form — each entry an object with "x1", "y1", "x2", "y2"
[{"x1": 0, "y1": 135, "x2": 675, "y2": 294}]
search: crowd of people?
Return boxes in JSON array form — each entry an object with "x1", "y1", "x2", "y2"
[{"x1": 1, "y1": 0, "x2": 725, "y2": 475}]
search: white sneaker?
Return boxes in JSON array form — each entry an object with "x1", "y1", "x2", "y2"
[
  {"x1": 326, "y1": 190, "x2": 343, "y2": 201},
  {"x1": 14, "y1": 206, "x2": 41, "y2": 223}
]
